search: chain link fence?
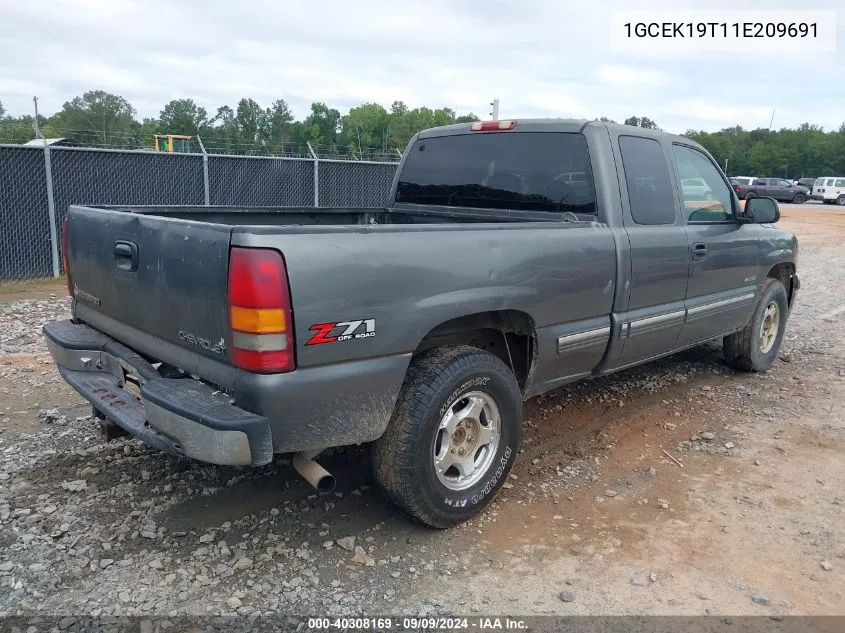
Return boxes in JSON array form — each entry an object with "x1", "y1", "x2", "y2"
[{"x1": 0, "y1": 144, "x2": 399, "y2": 281}]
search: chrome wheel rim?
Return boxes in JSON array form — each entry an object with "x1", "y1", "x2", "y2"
[
  {"x1": 759, "y1": 302, "x2": 780, "y2": 354},
  {"x1": 433, "y1": 391, "x2": 501, "y2": 491}
]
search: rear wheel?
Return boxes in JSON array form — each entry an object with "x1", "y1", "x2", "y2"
[
  {"x1": 372, "y1": 345, "x2": 523, "y2": 528},
  {"x1": 723, "y1": 278, "x2": 789, "y2": 372},
  {"x1": 792, "y1": 193, "x2": 806, "y2": 204},
  {"x1": 838, "y1": 195, "x2": 845, "y2": 206},
  {"x1": 745, "y1": 190, "x2": 757, "y2": 199}
]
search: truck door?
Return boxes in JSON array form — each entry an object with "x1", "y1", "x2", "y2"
[
  {"x1": 671, "y1": 143, "x2": 761, "y2": 347},
  {"x1": 605, "y1": 134, "x2": 691, "y2": 369}
]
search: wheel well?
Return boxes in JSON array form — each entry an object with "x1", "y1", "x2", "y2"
[
  {"x1": 414, "y1": 310, "x2": 537, "y2": 392},
  {"x1": 767, "y1": 263, "x2": 796, "y2": 305}
]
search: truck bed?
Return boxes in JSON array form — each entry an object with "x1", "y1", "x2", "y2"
[{"x1": 102, "y1": 204, "x2": 593, "y2": 227}]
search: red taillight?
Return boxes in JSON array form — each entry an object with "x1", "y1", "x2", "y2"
[
  {"x1": 227, "y1": 247, "x2": 295, "y2": 373},
  {"x1": 733, "y1": 184, "x2": 741, "y2": 192},
  {"x1": 470, "y1": 120, "x2": 516, "y2": 132},
  {"x1": 820, "y1": 188, "x2": 825, "y2": 193},
  {"x1": 61, "y1": 220, "x2": 73, "y2": 296}
]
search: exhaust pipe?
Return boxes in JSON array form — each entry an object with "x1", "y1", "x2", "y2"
[{"x1": 293, "y1": 450, "x2": 336, "y2": 494}]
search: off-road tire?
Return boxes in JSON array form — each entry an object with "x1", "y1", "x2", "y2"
[
  {"x1": 723, "y1": 278, "x2": 789, "y2": 372},
  {"x1": 372, "y1": 345, "x2": 522, "y2": 528}
]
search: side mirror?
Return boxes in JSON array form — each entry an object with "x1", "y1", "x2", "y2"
[{"x1": 744, "y1": 196, "x2": 780, "y2": 224}]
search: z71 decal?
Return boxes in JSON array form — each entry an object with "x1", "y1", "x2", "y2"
[{"x1": 306, "y1": 319, "x2": 376, "y2": 345}]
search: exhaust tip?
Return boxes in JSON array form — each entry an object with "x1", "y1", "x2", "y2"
[
  {"x1": 316, "y1": 475, "x2": 336, "y2": 494},
  {"x1": 293, "y1": 450, "x2": 336, "y2": 495}
]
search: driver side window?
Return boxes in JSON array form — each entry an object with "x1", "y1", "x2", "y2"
[{"x1": 672, "y1": 145, "x2": 734, "y2": 223}]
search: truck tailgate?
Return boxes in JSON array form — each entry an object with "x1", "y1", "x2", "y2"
[{"x1": 66, "y1": 206, "x2": 233, "y2": 365}]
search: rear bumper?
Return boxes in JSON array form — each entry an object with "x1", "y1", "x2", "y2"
[{"x1": 43, "y1": 320, "x2": 273, "y2": 466}]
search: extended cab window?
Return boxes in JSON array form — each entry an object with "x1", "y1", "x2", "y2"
[
  {"x1": 618, "y1": 135, "x2": 676, "y2": 225},
  {"x1": 395, "y1": 132, "x2": 596, "y2": 214},
  {"x1": 672, "y1": 145, "x2": 734, "y2": 223}
]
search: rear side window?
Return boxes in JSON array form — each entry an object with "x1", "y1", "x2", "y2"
[
  {"x1": 826, "y1": 178, "x2": 835, "y2": 186},
  {"x1": 395, "y1": 132, "x2": 597, "y2": 214},
  {"x1": 835, "y1": 179, "x2": 845, "y2": 187},
  {"x1": 618, "y1": 135, "x2": 676, "y2": 225}
]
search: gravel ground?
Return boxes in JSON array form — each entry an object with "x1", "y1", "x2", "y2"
[{"x1": 0, "y1": 208, "x2": 843, "y2": 626}]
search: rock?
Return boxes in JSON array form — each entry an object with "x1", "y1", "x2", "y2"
[
  {"x1": 233, "y1": 557, "x2": 253, "y2": 570},
  {"x1": 42, "y1": 504, "x2": 58, "y2": 515},
  {"x1": 650, "y1": 572, "x2": 658, "y2": 582},
  {"x1": 61, "y1": 479, "x2": 88, "y2": 492},
  {"x1": 100, "y1": 558, "x2": 114, "y2": 569},
  {"x1": 701, "y1": 432, "x2": 716, "y2": 441},
  {"x1": 352, "y1": 546, "x2": 374, "y2": 566},
  {"x1": 648, "y1": 467, "x2": 657, "y2": 477},
  {"x1": 141, "y1": 531, "x2": 157, "y2": 539},
  {"x1": 322, "y1": 540, "x2": 333, "y2": 549},
  {"x1": 604, "y1": 490, "x2": 618, "y2": 498},
  {"x1": 337, "y1": 537, "x2": 355, "y2": 551},
  {"x1": 0, "y1": 562, "x2": 14, "y2": 572},
  {"x1": 754, "y1": 460, "x2": 761, "y2": 466},
  {"x1": 701, "y1": 386, "x2": 713, "y2": 392},
  {"x1": 631, "y1": 574, "x2": 648, "y2": 587},
  {"x1": 119, "y1": 591, "x2": 132, "y2": 603},
  {"x1": 149, "y1": 560, "x2": 163, "y2": 569},
  {"x1": 558, "y1": 590, "x2": 575, "y2": 603},
  {"x1": 198, "y1": 533, "x2": 214, "y2": 543},
  {"x1": 724, "y1": 442, "x2": 735, "y2": 449},
  {"x1": 820, "y1": 560, "x2": 833, "y2": 571},
  {"x1": 227, "y1": 596, "x2": 243, "y2": 609},
  {"x1": 752, "y1": 594, "x2": 770, "y2": 606}
]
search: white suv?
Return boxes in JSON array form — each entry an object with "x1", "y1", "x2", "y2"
[{"x1": 812, "y1": 177, "x2": 845, "y2": 205}]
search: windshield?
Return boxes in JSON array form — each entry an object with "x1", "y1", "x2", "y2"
[{"x1": 395, "y1": 132, "x2": 597, "y2": 214}]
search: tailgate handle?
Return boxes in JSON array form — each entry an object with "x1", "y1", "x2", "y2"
[{"x1": 114, "y1": 241, "x2": 139, "y2": 272}]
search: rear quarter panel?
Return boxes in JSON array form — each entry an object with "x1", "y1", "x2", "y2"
[{"x1": 233, "y1": 222, "x2": 617, "y2": 384}]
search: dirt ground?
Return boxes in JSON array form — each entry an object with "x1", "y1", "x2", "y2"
[{"x1": 0, "y1": 207, "x2": 843, "y2": 621}]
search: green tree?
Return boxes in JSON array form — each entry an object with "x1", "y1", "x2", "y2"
[
  {"x1": 264, "y1": 99, "x2": 295, "y2": 151},
  {"x1": 342, "y1": 102, "x2": 390, "y2": 156},
  {"x1": 624, "y1": 116, "x2": 660, "y2": 130},
  {"x1": 49, "y1": 90, "x2": 136, "y2": 146},
  {"x1": 0, "y1": 101, "x2": 5, "y2": 119},
  {"x1": 159, "y1": 99, "x2": 208, "y2": 136},
  {"x1": 236, "y1": 98, "x2": 266, "y2": 147}
]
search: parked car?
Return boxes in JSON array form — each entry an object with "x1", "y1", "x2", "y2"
[
  {"x1": 681, "y1": 177, "x2": 713, "y2": 199},
  {"x1": 812, "y1": 177, "x2": 845, "y2": 205},
  {"x1": 793, "y1": 178, "x2": 817, "y2": 190},
  {"x1": 729, "y1": 178, "x2": 753, "y2": 200},
  {"x1": 746, "y1": 178, "x2": 809, "y2": 203},
  {"x1": 43, "y1": 119, "x2": 800, "y2": 528}
]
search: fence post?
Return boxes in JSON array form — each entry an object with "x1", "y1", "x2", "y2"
[
  {"x1": 307, "y1": 142, "x2": 319, "y2": 207},
  {"x1": 43, "y1": 144, "x2": 60, "y2": 278},
  {"x1": 197, "y1": 136, "x2": 210, "y2": 206}
]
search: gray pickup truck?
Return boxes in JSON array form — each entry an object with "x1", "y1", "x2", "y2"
[
  {"x1": 746, "y1": 178, "x2": 810, "y2": 204},
  {"x1": 44, "y1": 119, "x2": 799, "y2": 528}
]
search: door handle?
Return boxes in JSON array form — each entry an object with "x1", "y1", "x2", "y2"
[
  {"x1": 114, "y1": 240, "x2": 139, "y2": 272},
  {"x1": 691, "y1": 242, "x2": 707, "y2": 260}
]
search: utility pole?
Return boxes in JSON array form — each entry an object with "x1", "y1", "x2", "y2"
[
  {"x1": 33, "y1": 96, "x2": 43, "y2": 141},
  {"x1": 489, "y1": 99, "x2": 499, "y2": 121},
  {"x1": 724, "y1": 158, "x2": 729, "y2": 174},
  {"x1": 768, "y1": 109, "x2": 775, "y2": 131}
]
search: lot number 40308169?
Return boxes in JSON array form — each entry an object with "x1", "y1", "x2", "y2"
[{"x1": 306, "y1": 319, "x2": 376, "y2": 346}]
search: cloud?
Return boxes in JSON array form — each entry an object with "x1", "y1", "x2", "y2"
[
  {"x1": 0, "y1": 0, "x2": 843, "y2": 133},
  {"x1": 596, "y1": 66, "x2": 673, "y2": 87}
]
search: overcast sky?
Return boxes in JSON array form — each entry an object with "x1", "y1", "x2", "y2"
[{"x1": 1, "y1": 0, "x2": 843, "y2": 133}]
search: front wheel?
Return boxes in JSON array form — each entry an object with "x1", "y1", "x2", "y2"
[
  {"x1": 723, "y1": 278, "x2": 789, "y2": 372},
  {"x1": 372, "y1": 345, "x2": 523, "y2": 528},
  {"x1": 793, "y1": 193, "x2": 806, "y2": 204}
]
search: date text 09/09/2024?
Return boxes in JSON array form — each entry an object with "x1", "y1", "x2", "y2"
[
  {"x1": 307, "y1": 617, "x2": 528, "y2": 630},
  {"x1": 623, "y1": 22, "x2": 818, "y2": 38}
]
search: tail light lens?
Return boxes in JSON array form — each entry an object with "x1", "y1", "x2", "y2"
[
  {"x1": 227, "y1": 247, "x2": 295, "y2": 373},
  {"x1": 61, "y1": 220, "x2": 73, "y2": 296}
]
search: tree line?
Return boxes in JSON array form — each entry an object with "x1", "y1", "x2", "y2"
[{"x1": 1, "y1": 92, "x2": 844, "y2": 176}]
